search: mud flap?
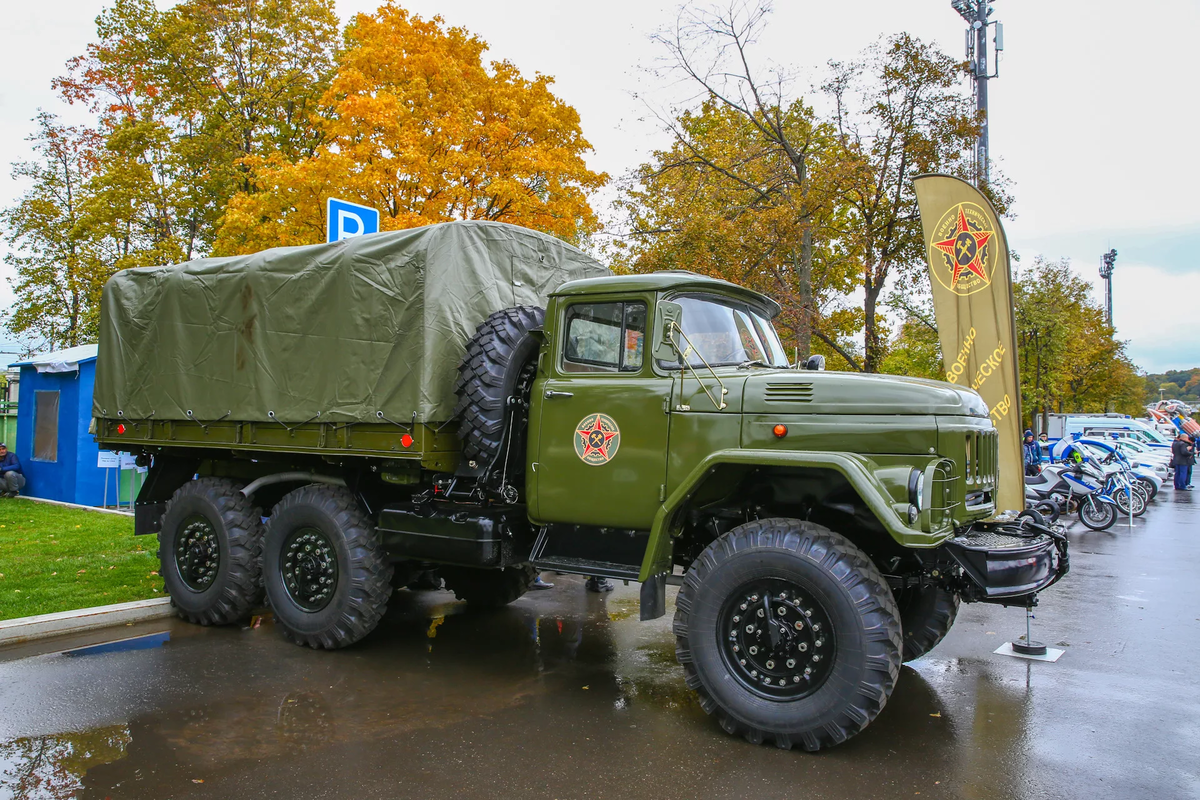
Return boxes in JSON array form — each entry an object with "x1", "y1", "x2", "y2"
[{"x1": 640, "y1": 573, "x2": 667, "y2": 621}]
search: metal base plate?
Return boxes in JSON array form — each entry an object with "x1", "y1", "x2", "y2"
[{"x1": 994, "y1": 641, "x2": 1065, "y2": 662}]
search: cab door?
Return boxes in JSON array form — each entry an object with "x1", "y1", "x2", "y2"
[{"x1": 532, "y1": 298, "x2": 669, "y2": 530}]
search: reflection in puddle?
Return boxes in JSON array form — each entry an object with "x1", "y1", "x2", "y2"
[
  {"x1": 0, "y1": 725, "x2": 130, "y2": 799},
  {"x1": 63, "y1": 632, "x2": 170, "y2": 658}
]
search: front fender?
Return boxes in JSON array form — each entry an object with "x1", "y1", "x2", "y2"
[{"x1": 638, "y1": 449, "x2": 949, "y2": 581}]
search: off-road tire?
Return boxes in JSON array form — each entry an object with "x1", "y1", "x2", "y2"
[
  {"x1": 453, "y1": 306, "x2": 545, "y2": 467},
  {"x1": 894, "y1": 584, "x2": 960, "y2": 662},
  {"x1": 263, "y1": 484, "x2": 392, "y2": 649},
  {"x1": 441, "y1": 564, "x2": 537, "y2": 608},
  {"x1": 673, "y1": 518, "x2": 902, "y2": 751},
  {"x1": 159, "y1": 478, "x2": 263, "y2": 626}
]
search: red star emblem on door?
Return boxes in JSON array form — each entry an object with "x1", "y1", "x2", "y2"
[{"x1": 574, "y1": 413, "x2": 621, "y2": 465}]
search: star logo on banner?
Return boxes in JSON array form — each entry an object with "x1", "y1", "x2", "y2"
[
  {"x1": 574, "y1": 413, "x2": 621, "y2": 465},
  {"x1": 929, "y1": 202, "x2": 997, "y2": 297}
]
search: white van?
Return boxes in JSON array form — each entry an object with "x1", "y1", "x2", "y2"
[{"x1": 1067, "y1": 417, "x2": 1173, "y2": 450}]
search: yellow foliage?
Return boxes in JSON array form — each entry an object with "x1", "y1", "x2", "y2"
[{"x1": 216, "y1": 5, "x2": 605, "y2": 253}]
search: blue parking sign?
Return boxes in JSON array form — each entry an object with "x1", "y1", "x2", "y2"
[{"x1": 326, "y1": 198, "x2": 380, "y2": 243}]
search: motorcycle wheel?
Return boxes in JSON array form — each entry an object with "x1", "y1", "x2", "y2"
[
  {"x1": 1137, "y1": 478, "x2": 1158, "y2": 501},
  {"x1": 1079, "y1": 496, "x2": 1117, "y2": 531},
  {"x1": 1033, "y1": 500, "x2": 1060, "y2": 523},
  {"x1": 1113, "y1": 487, "x2": 1146, "y2": 518}
]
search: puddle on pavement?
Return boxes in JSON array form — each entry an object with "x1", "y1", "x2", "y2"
[
  {"x1": 0, "y1": 585, "x2": 703, "y2": 798},
  {"x1": 0, "y1": 579, "x2": 1069, "y2": 799}
]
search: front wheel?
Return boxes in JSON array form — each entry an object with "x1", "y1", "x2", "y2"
[
  {"x1": 1137, "y1": 478, "x2": 1158, "y2": 501},
  {"x1": 1078, "y1": 495, "x2": 1117, "y2": 531},
  {"x1": 673, "y1": 519, "x2": 901, "y2": 751},
  {"x1": 263, "y1": 484, "x2": 392, "y2": 649},
  {"x1": 1112, "y1": 486, "x2": 1146, "y2": 517}
]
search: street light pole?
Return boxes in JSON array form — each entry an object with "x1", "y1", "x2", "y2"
[
  {"x1": 952, "y1": 1, "x2": 1002, "y2": 188},
  {"x1": 1099, "y1": 249, "x2": 1118, "y2": 327}
]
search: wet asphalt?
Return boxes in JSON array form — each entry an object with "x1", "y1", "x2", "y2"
[{"x1": 1, "y1": 494, "x2": 1198, "y2": 800}]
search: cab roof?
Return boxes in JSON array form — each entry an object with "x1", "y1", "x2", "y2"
[{"x1": 551, "y1": 271, "x2": 782, "y2": 318}]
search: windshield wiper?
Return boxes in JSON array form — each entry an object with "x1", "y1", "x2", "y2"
[{"x1": 737, "y1": 359, "x2": 770, "y2": 369}]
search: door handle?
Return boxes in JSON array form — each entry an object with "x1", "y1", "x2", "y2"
[{"x1": 544, "y1": 390, "x2": 574, "y2": 399}]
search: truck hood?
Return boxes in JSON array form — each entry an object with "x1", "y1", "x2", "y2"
[{"x1": 741, "y1": 370, "x2": 989, "y2": 417}]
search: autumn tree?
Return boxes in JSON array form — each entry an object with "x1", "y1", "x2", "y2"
[
  {"x1": 824, "y1": 34, "x2": 987, "y2": 372},
  {"x1": 1, "y1": 114, "x2": 106, "y2": 349},
  {"x1": 55, "y1": 0, "x2": 341, "y2": 261},
  {"x1": 1014, "y1": 257, "x2": 1143, "y2": 426},
  {"x1": 612, "y1": 99, "x2": 862, "y2": 367},
  {"x1": 216, "y1": 5, "x2": 605, "y2": 252},
  {"x1": 625, "y1": 2, "x2": 852, "y2": 362}
]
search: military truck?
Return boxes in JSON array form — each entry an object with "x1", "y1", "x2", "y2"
[{"x1": 93, "y1": 221, "x2": 1067, "y2": 751}]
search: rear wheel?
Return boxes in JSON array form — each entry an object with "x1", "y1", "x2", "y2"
[
  {"x1": 1033, "y1": 500, "x2": 1060, "y2": 523},
  {"x1": 895, "y1": 584, "x2": 960, "y2": 662},
  {"x1": 263, "y1": 484, "x2": 392, "y2": 649},
  {"x1": 159, "y1": 478, "x2": 262, "y2": 626},
  {"x1": 673, "y1": 519, "x2": 901, "y2": 751},
  {"x1": 441, "y1": 564, "x2": 537, "y2": 608}
]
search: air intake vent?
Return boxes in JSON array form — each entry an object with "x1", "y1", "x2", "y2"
[{"x1": 764, "y1": 382, "x2": 814, "y2": 403}]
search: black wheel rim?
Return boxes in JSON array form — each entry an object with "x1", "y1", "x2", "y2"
[
  {"x1": 175, "y1": 514, "x2": 221, "y2": 592},
  {"x1": 717, "y1": 579, "x2": 836, "y2": 700},
  {"x1": 281, "y1": 527, "x2": 339, "y2": 612}
]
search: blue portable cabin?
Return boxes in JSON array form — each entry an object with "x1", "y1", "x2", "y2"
[{"x1": 10, "y1": 345, "x2": 113, "y2": 506}]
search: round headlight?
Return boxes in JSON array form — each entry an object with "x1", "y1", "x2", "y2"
[{"x1": 908, "y1": 469, "x2": 925, "y2": 511}]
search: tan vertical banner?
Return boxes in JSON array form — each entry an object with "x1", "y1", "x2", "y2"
[{"x1": 913, "y1": 174, "x2": 1023, "y2": 513}]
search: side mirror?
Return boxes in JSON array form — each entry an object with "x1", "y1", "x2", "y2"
[
  {"x1": 803, "y1": 354, "x2": 826, "y2": 371},
  {"x1": 654, "y1": 301, "x2": 683, "y2": 362}
]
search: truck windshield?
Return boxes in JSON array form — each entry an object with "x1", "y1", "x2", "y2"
[{"x1": 660, "y1": 295, "x2": 790, "y2": 368}]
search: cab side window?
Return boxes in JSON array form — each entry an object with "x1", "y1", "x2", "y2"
[{"x1": 563, "y1": 302, "x2": 646, "y2": 374}]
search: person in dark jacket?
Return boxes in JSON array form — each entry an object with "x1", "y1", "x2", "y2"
[
  {"x1": 1171, "y1": 433, "x2": 1195, "y2": 490},
  {"x1": 1022, "y1": 430, "x2": 1043, "y2": 476},
  {"x1": 0, "y1": 444, "x2": 25, "y2": 497}
]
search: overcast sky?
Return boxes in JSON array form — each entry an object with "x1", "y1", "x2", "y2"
[{"x1": 2, "y1": 0, "x2": 1195, "y2": 371}]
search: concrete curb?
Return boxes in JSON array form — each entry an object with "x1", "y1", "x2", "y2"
[
  {"x1": 0, "y1": 597, "x2": 173, "y2": 646},
  {"x1": 13, "y1": 495, "x2": 134, "y2": 517}
]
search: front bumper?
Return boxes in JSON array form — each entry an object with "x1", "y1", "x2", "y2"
[{"x1": 942, "y1": 521, "x2": 1069, "y2": 603}]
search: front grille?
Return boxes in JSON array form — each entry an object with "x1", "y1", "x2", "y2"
[
  {"x1": 965, "y1": 430, "x2": 998, "y2": 488},
  {"x1": 764, "y1": 382, "x2": 814, "y2": 403}
]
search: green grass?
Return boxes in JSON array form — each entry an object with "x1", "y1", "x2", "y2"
[{"x1": 0, "y1": 499, "x2": 161, "y2": 621}]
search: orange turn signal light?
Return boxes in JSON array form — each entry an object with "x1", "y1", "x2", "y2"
[
  {"x1": 400, "y1": 434, "x2": 414, "y2": 448},
  {"x1": 772, "y1": 424, "x2": 788, "y2": 439}
]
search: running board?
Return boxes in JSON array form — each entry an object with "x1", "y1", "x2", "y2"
[{"x1": 530, "y1": 556, "x2": 639, "y2": 581}]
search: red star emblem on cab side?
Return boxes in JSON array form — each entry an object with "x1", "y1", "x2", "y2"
[
  {"x1": 933, "y1": 205, "x2": 993, "y2": 289},
  {"x1": 574, "y1": 413, "x2": 621, "y2": 465}
]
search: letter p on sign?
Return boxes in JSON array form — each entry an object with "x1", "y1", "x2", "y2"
[{"x1": 326, "y1": 197, "x2": 380, "y2": 243}]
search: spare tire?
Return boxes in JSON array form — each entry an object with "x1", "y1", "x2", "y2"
[{"x1": 453, "y1": 306, "x2": 545, "y2": 468}]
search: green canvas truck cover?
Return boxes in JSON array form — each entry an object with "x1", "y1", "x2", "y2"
[{"x1": 93, "y1": 221, "x2": 610, "y2": 425}]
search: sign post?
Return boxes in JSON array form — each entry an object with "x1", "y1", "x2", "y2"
[
  {"x1": 98, "y1": 450, "x2": 120, "y2": 508},
  {"x1": 326, "y1": 198, "x2": 380, "y2": 243}
]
